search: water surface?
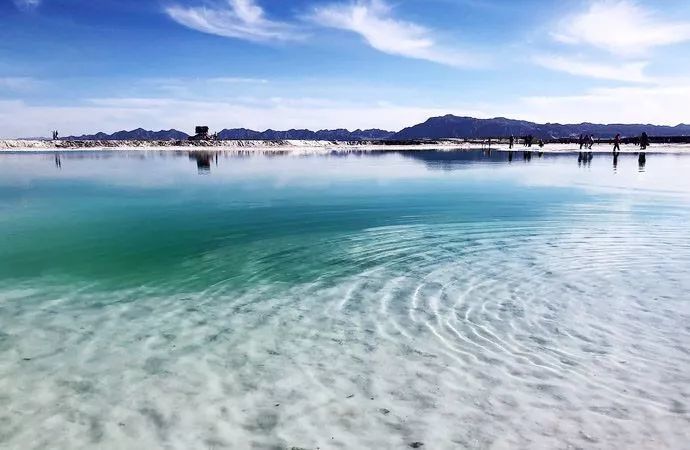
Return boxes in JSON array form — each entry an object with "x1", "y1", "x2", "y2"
[{"x1": 1, "y1": 150, "x2": 689, "y2": 449}]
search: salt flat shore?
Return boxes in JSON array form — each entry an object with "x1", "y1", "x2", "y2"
[{"x1": 2, "y1": 139, "x2": 690, "y2": 154}]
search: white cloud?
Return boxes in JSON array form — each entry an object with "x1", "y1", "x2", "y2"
[
  {"x1": 310, "y1": 0, "x2": 481, "y2": 67},
  {"x1": 532, "y1": 55, "x2": 650, "y2": 83},
  {"x1": 552, "y1": 0, "x2": 690, "y2": 56},
  {"x1": 0, "y1": 77, "x2": 41, "y2": 91},
  {"x1": 13, "y1": 0, "x2": 40, "y2": 10},
  {"x1": 509, "y1": 83, "x2": 690, "y2": 125},
  {"x1": 207, "y1": 77, "x2": 269, "y2": 84},
  {"x1": 165, "y1": 0, "x2": 303, "y2": 42}
]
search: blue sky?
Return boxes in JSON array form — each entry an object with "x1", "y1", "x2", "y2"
[{"x1": 2, "y1": 0, "x2": 690, "y2": 137}]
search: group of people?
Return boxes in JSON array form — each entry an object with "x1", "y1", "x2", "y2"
[
  {"x1": 51, "y1": 130, "x2": 60, "y2": 140},
  {"x1": 578, "y1": 134, "x2": 595, "y2": 150},
  {"x1": 508, "y1": 135, "x2": 536, "y2": 148},
  {"x1": 612, "y1": 132, "x2": 649, "y2": 153},
  {"x1": 603, "y1": 132, "x2": 650, "y2": 168},
  {"x1": 506, "y1": 132, "x2": 649, "y2": 159},
  {"x1": 523, "y1": 135, "x2": 534, "y2": 147}
]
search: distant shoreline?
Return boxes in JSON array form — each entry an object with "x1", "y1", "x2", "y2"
[{"x1": 2, "y1": 139, "x2": 690, "y2": 154}]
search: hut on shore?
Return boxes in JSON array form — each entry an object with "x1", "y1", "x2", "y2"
[{"x1": 189, "y1": 126, "x2": 214, "y2": 141}]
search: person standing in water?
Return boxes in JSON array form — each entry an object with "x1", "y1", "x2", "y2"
[
  {"x1": 509, "y1": 135, "x2": 514, "y2": 149},
  {"x1": 579, "y1": 134, "x2": 584, "y2": 150},
  {"x1": 640, "y1": 132, "x2": 649, "y2": 150},
  {"x1": 613, "y1": 133, "x2": 621, "y2": 153}
]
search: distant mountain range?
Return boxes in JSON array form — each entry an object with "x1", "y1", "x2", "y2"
[
  {"x1": 69, "y1": 128, "x2": 191, "y2": 141},
  {"x1": 66, "y1": 116, "x2": 690, "y2": 141},
  {"x1": 393, "y1": 115, "x2": 690, "y2": 139},
  {"x1": 67, "y1": 127, "x2": 394, "y2": 141}
]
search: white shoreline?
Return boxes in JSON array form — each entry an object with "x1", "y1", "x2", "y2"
[{"x1": 2, "y1": 139, "x2": 690, "y2": 154}]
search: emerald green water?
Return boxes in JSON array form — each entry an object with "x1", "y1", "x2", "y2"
[{"x1": 1, "y1": 150, "x2": 689, "y2": 449}]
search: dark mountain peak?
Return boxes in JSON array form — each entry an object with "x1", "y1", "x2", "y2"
[
  {"x1": 317, "y1": 128, "x2": 348, "y2": 133},
  {"x1": 394, "y1": 116, "x2": 690, "y2": 140},
  {"x1": 214, "y1": 127, "x2": 392, "y2": 140},
  {"x1": 67, "y1": 128, "x2": 189, "y2": 140}
]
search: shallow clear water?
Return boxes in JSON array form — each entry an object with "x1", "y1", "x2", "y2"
[{"x1": 1, "y1": 150, "x2": 689, "y2": 449}]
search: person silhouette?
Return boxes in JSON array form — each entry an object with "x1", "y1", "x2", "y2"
[{"x1": 640, "y1": 132, "x2": 649, "y2": 150}]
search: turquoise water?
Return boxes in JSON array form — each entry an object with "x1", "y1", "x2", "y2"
[{"x1": 1, "y1": 150, "x2": 689, "y2": 449}]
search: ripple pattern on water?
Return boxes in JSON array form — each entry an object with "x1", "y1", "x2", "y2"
[{"x1": 1, "y1": 203, "x2": 690, "y2": 449}]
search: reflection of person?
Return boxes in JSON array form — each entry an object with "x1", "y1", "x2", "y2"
[{"x1": 613, "y1": 133, "x2": 621, "y2": 153}]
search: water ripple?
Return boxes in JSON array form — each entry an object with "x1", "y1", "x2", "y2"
[{"x1": 1, "y1": 204, "x2": 689, "y2": 449}]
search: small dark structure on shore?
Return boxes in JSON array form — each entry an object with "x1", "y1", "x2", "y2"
[{"x1": 188, "y1": 126, "x2": 216, "y2": 141}]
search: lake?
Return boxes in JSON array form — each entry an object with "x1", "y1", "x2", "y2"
[{"x1": 1, "y1": 150, "x2": 689, "y2": 449}]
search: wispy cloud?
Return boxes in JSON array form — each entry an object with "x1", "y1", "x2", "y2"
[
  {"x1": 13, "y1": 0, "x2": 40, "y2": 11},
  {"x1": 165, "y1": 0, "x2": 303, "y2": 42},
  {"x1": 553, "y1": 0, "x2": 690, "y2": 57},
  {"x1": 513, "y1": 83, "x2": 690, "y2": 125},
  {"x1": 310, "y1": 0, "x2": 482, "y2": 67},
  {"x1": 532, "y1": 55, "x2": 650, "y2": 83},
  {"x1": 0, "y1": 77, "x2": 42, "y2": 91},
  {"x1": 208, "y1": 77, "x2": 269, "y2": 84}
]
